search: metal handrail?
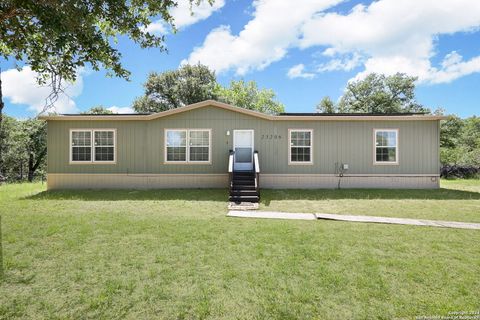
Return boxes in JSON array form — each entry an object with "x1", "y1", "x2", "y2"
[
  {"x1": 253, "y1": 151, "x2": 260, "y2": 193},
  {"x1": 228, "y1": 150, "x2": 235, "y2": 189},
  {"x1": 254, "y1": 152, "x2": 260, "y2": 174}
]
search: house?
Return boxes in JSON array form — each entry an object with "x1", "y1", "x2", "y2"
[{"x1": 40, "y1": 100, "x2": 445, "y2": 201}]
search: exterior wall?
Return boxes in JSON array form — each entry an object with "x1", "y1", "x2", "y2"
[{"x1": 46, "y1": 105, "x2": 441, "y2": 189}]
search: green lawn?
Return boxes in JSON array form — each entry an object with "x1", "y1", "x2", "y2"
[{"x1": 0, "y1": 181, "x2": 479, "y2": 319}]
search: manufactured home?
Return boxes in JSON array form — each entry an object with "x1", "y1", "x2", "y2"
[{"x1": 40, "y1": 100, "x2": 444, "y2": 202}]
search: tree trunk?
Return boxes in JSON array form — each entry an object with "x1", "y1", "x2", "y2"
[
  {"x1": 0, "y1": 68, "x2": 4, "y2": 178},
  {"x1": 28, "y1": 148, "x2": 46, "y2": 182},
  {"x1": 28, "y1": 153, "x2": 34, "y2": 182}
]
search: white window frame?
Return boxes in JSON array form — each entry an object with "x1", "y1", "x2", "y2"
[
  {"x1": 373, "y1": 128, "x2": 399, "y2": 165},
  {"x1": 288, "y1": 129, "x2": 313, "y2": 165},
  {"x1": 164, "y1": 129, "x2": 212, "y2": 164},
  {"x1": 69, "y1": 129, "x2": 117, "y2": 164}
]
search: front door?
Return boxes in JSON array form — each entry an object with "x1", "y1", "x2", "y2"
[{"x1": 233, "y1": 130, "x2": 254, "y2": 171}]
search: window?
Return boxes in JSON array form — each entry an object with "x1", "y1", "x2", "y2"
[
  {"x1": 70, "y1": 129, "x2": 116, "y2": 163},
  {"x1": 374, "y1": 129, "x2": 398, "y2": 164},
  {"x1": 165, "y1": 129, "x2": 211, "y2": 163},
  {"x1": 289, "y1": 129, "x2": 313, "y2": 164},
  {"x1": 166, "y1": 130, "x2": 187, "y2": 161},
  {"x1": 94, "y1": 131, "x2": 115, "y2": 161},
  {"x1": 189, "y1": 130, "x2": 210, "y2": 162},
  {"x1": 71, "y1": 131, "x2": 92, "y2": 162}
]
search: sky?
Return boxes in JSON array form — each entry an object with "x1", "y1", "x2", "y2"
[{"x1": 2, "y1": 0, "x2": 480, "y2": 118}]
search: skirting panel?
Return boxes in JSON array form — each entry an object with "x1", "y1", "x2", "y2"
[
  {"x1": 47, "y1": 173, "x2": 440, "y2": 190},
  {"x1": 259, "y1": 174, "x2": 440, "y2": 189},
  {"x1": 47, "y1": 174, "x2": 229, "y2": 190}
]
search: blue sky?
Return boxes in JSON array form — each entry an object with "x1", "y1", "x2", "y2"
[{"x1": 2, "y1": 0, "x2": 480, "y2": 118}]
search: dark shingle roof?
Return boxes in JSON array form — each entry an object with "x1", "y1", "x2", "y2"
[{"x1": 279, "y1": 112, "x2": 426, "y2": 116}]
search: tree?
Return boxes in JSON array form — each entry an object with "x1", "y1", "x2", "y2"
[
  {"x1": 0, "y1": 116, "x2": 47, "y2": 181},
  {"x1": 338, "y1": 73, "x2": 429, "y2": 113},
  {"x1": 24, "y1": 119, "x2": 47, "y2": 182},
  {"x1": 460, "y1": 116, "x2": 480, "y2": 153},
  {"x1": 215, "y1": 80, "x2": 285, "y2": 115},
  {"x1": 440, "y1": 115, "x2": 464, "y2": 148},
  {"x1": 81, "y1": 106, "x2": 114, "y2": 115},
  {"x1": 440, "y1": 116, "x2": 480, "y2": 166},
  {"x1": 0, "y1": 71, "x2": 5, "y2": 178},
  {"x1": 316, "y1": 97, "x2": 337, "y2": 113},
  {"x1": 0, "y1": 0, "x2": 213, "y2": 175},
  {"x1": 133, "y1": 64, "x2": 218, "y2": 113}
]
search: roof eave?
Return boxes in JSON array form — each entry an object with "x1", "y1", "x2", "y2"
[{"x1": 38, "y1": 100, "x2": 448, "y2": 121}]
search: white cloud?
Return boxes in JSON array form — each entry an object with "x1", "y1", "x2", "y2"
[
  {"x1": 146, "y1": 0, "x2": 225, "y2": 34},
  {"x1": 287, "y1": 64, "x2": 315, "y2": 79},
  {"x1": 428, "y1": 51, "x2": 480, "y2": 84},
  {"x1": 317, "y1": 53, "x2": 362, "y2": 72},
  {"x1": 300, "y1": 0, "x2": 480, "y2": 83},
  {"x1": 145, "y1": 22, "x2": 167, "y2": 35},
  {"x1": 1, "y1": 66, "x2": 83, "y2": 114},
  {"x1": 185, "y1": 0, "x2": 480, "y2": 84},
  {"x1": 171, "y1": 0, "x2": 225, "y2": 28},
  {"x1": 184, "y1": 0, "x2": 342, "y2": 75},
  {"x1": 107, "y1": 106, "x2": 134, "y2": 114}
]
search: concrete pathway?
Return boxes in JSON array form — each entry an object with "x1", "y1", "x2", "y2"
[
  {"x1": 228, "y1": 210, "x2": 316, "y2": 220},
  {"x1": 315, "y1": 213, "x2": 480, "y2": 230},
  {"x1": 227, "y1": 210, "x2": 480, "y2": 230}
]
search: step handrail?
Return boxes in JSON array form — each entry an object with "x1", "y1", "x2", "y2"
[
  {"x1": 253, "y1": 151, "x2": 260, "y2": 193},
  {"x1": 228, "y1": 150, "x2": 235, "y2": 189}
]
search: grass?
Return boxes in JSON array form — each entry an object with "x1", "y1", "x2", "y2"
[
  {"x1": 0, "y1": 180, "x2": 479, "y2": 319},
  {"x1": 260, "y1": 179, "x2": 480, "y2": 222}
]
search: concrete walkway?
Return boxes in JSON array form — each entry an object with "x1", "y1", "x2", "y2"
[
  {"x1": 227, "y1": 210, "x2": 480, "y2": 230},
  {"x1": 228, "y1": 210, "x2": 316, "y2": 220}
]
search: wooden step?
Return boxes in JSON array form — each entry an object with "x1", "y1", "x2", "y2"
[
  {"x1": 232, "y1": 181, "x2": 255, "y2": 186},
  {"x1": 230, "y1": 170, "x2": 259, "y2": 203},
  {"x1": 232, "y1": 185, "x2": 256, "y2": 191}
]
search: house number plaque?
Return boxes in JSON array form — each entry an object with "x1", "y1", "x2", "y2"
[{"x1": 261, "y1": 134, "x2": 281, "y2": 140}]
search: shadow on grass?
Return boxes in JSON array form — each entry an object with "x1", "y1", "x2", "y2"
[
  {"x1": 22, "y1": 187, "x2": 480, "y2": 202},
  {"x1": 23, "y1": 188, "x2": 229, "y2": 202}
]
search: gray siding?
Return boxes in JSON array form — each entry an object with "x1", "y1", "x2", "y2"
[{"x1": 47, "y1": 106, "x2": 440, "y2": 175}]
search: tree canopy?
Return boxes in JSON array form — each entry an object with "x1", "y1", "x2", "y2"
[
  {"x1": 0, "y1": 0, "x2": 206, "y2": 85},
  {"x1": 440, "y1": 116, "x2": 480, "y2": 166},
  {"x1": 215, "y1": 80, "x2": 285, "y2": 115},
  {"x1": 81, "y1": 106, "x2": 114, "y2": 115},
  {"x1": 317, "y1": 73, "x2": 429, "y2": 114},
  {"x1": 133, "y1": 64, "x2": 285, "y2": 114},
  {"x1": 316, "y1": 97, "x2": 336, "y2": 113},
  {"x1": 133, "y1": 64, "x2": 218, "y2": 113},
  {"x1": 0, "y1": 115, "x2": 46, "y2": 181}
]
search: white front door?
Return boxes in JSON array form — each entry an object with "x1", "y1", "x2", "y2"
[{"x1": 233, "y1": 130, "x2": 254, "y2": 171}]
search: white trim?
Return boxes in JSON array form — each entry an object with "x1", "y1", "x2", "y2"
[
  {"x1": 288, "y1": 129, "x2": 313, "y2": 165},
  {"x1": 233, "y1": 129, "x2": 254, "y2": 171},
  {"x1": 373, "y1": 128, "x2": 399, "y2": 165},
  {"x1": 69, "y1": 129, "x2": 117, "y2": 164},
  {"x1": 164, "y1": 128, "x2": 212, "y2": 164}
]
